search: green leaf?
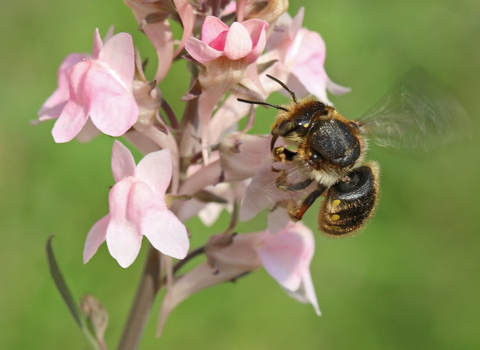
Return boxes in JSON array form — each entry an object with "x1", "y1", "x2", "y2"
[
  {"x1": 46, "y1": 234, "x2": 103, "y2": 350},
  {"x1": 45, "y1": 234, "x2": 82, "y2": 327}
]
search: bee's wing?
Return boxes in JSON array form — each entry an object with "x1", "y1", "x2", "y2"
[
  {"x1": 240, "y1": 161, "x2": 316, "y2": 222},
  {"x1": 356, "y1": 70, "x2": 470, "y2": 151}
]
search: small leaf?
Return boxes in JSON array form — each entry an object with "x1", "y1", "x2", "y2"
[
  {"x1": 46, "y1": 234, "x2": 82, "y2": 327},
  {"x1": 46, "y1": 235, "x2": 103, "y2": 350}
]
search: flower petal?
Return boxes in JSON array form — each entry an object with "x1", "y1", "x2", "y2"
[
  {"x1": 106, "y1": 178, "x2": 141, "y2": 268},
  {"x1": 267, "y1": 207, "x2": 290, "y2": 235},
  {"x1": 51, "y1": 61, "x2": 91, "y2": 143},
  {"x1": 84, "y1": 63, "x2": 138, "y2": 137},
  {"x1": 92, "y1": 28, "x2": 103, "y2": 59},
  {"x1": 185, "y1": 37, "x2": 223, "y2": 65},
  {"x1": 83, "y1": 214, "x2": 110, "y2": 264},
  {"x1": 106, "y1": 223, "x2": 142, "y2": 268},
  {"x1": 202, "y1": 16, "x2": 229, "y2": 45},
  {"x1": 224, "y1": 22, "x2": 252, "y2": 60},
  {"x1": 241, "y1": 19, "x2": 269, "y2": 64},
  {"x1": 256, "y1": 227, "x2": 306, "y2": 291},
  {"x1": 142, "y1": 209, "x2": 189, "y2": 259},
  {"x1": 301, "y1": 270, "x2": 321, "y2": 315},
  {"x1": 135, "y1": 149, "x2": 172, "y2": 198},
  {"x1": 38, "y1": 53, "x2": 88, "y2": 120},
  {"x1": 112, "y1": 140, "x2": 136, "y2": 182},
  {"x1": 98, "y1": 33, "x2": 135, "y2": 90}
]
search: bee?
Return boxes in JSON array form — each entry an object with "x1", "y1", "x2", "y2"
[{"x1": 238, "y1": 71, "x2": 468, "y2": 236}]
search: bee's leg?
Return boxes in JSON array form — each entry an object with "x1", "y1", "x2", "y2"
[
  {"x1": 275, "y1": 170, "x2": 314, "y2": 192},
  {"x1": 272, "y1": 146, "x2": 297, "y2": 163},
  {"x1": 288, "y1": 183, "x2": 328, "y2": 221}
]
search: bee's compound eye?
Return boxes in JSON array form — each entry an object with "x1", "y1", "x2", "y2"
[{"x1": 277, "y1": 120, "x2": 297, "y2": 136}]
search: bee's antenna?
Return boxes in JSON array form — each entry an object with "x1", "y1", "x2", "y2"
[
  {"x1": 237, "y1": 98, "x2": 289, "y2": 112},
  {"x1": 266, "y1": 74, "x2": 298, "y2": 104}
]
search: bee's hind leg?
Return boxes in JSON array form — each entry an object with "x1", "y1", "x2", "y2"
[{"x1": 288, "y1": 183, "x2": 327, "y2": 221}]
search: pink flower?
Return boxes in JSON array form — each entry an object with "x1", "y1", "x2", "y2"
[
  {"x1": 256, "y1": 222, "x2": 320, "y2": 315},
  {"x1": 40, "y1": 29, "x2": 139, "y2": 143},
  {"x1": 156, "y1": 222, "x2": 319, "y2": 335},
  {"x1": 38, "y1": 53, "x2": 89, "y2": 121},
  {"x1": 263, "y1": 8, "x2": 350, "y2": 104},
  {"x1": 83, "y1": 141, "x2": 189, "y2": 268},
  {"x1": 185, "y1": 16, "x2": 268, "y2": 163},
  {"x1": 124, "y1": 0, "x2": 174, "y2": 83},
  {"x1": 186, "y1": 16, "x2": 268, "y2": 65}
]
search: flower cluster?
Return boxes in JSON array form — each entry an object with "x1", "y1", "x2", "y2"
[{"x1": 39, "y1": 0, "x2": 350, "y2": 336}]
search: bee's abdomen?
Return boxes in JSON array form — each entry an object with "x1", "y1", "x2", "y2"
[{"x1": 318, "y1": 163, "x2": 380, "y2": 236}]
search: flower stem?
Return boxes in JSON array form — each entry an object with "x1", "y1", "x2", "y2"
[{"x1": 117, "y1": 244, "x2": 161, "y2": 350}]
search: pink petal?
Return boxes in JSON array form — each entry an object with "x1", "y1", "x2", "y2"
[
  {"x1": 106, "y1": 178, "x2": 142, "y2": 268},
  {"x1": 326, "y1": 77, "x2": 351, "y2": 95},
  {"x1": 235, "y1": 0, "x2": 247, "y2": 22},
  {"x1": 51, "y1": 61, "x2": 91, "y2": 143},
  {"x1": 111, "y1": 140, "x2": 136, "y2": 182},
  {"x1": 224, "y1": 22, "x2": 252, "y2": 60},
  {"x1": 106, "y1": 223, "x2": 142, "y2": 268},
  {"x1": 103, "y1": 25, "x2": 115, "y2": 43},
  {"x1": 201, "y1": 16, "x2": 229, "y2": 45},
  {"x1": 38, "y1": 53, "x2": 87, "y2": 119},
  {"x1": 209, "y1": 94, "x2": 252, "y2": 144},
  {"x1": 135, "y1": 148, "x2": 172, "y2": 198},
  {"x1": 198, "y1": 203, "x2": 225, "y2": 227},
  {"x1": 83, "y1": 214, "x2": 110, "y2": 264},
  {"x1": 301, "y1": 270, "x2": 321, "y2": 315},
  {"x1": 246, "y1": 25, "x2": 267, "y2": 64},
  {"x1": 208, "y1": 31, "x2": 228, "y2": 51},
  {"x1": 287, "y1": 29, "x2": 349, "y2": 103},
  {"x1": 142, "y1": 209, "x2": 189, "y2": 259},
  {"x1": 290, "y1": 7, "x2": 304, "y2": 39},
  {"x1": 128, "y1": 180, "x2": 157, "y2": 222},
  {"x1": 173, "y1": 0, "x2": 195, "y2": 56},
  {"x1": 242, "y1": 19, "x2": 268, "y2": 45},
  {"x1": 176, "y1": 197, "x2": 207, "y2": 223},
  {"x1": 267, "y1": 207, "x2": 290, "y2": 235},
  {"x1": 75, "y1": 118, "x2": 102, "y2": 142},
  {"x1": 92, "y1": 28, "x2": 103, "y2": 59},
  {"x1": 157, "y1": 232, "x2": 262, "y2": 336},
  {"x1": 98, "y1": 33, "x2": 135, "y2": 90},
  {"x1": 220, "y1": 133, "x2": 270, "y2": 182},
  {"x1": 84, "y1": 63, "x2": 138, "y2": 136},
  {"x1": 256, "y1": 228, "x2": 306, "y2": 291},
  {"x1": 185, "y1": 37, "x2": 223, "y2": 65},
  {"x1": 291, "y1": 63, "x2": 330, "y2": 103}
]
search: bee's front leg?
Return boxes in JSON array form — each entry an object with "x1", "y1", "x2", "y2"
[{"x1": 272, "y1": 146, "x2": 297, "y2": 163}]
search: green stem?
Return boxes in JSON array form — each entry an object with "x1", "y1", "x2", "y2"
[{"x1": 117, "y1": 245, "x2": 161, "y2": 350}]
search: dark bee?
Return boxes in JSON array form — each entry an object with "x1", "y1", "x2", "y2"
[{"x1": 238, "y1": 71, "x2": 468, "y2": 236}]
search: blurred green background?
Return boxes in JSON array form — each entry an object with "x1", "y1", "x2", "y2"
[{"x1": 1, "y1": 0, "x2": 479, "y2": 349}]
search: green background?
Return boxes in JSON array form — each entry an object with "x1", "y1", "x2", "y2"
[{"x1": 1, "y1": 0, "x2": 479, "y2": 349}]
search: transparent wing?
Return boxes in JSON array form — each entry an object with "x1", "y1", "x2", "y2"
[
  {"x1": 240, "y1": 161, "x2": 317, "y2": 222},
  {"x1": 356, "y1": 69, "x2": 470, "y2": 151}
]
